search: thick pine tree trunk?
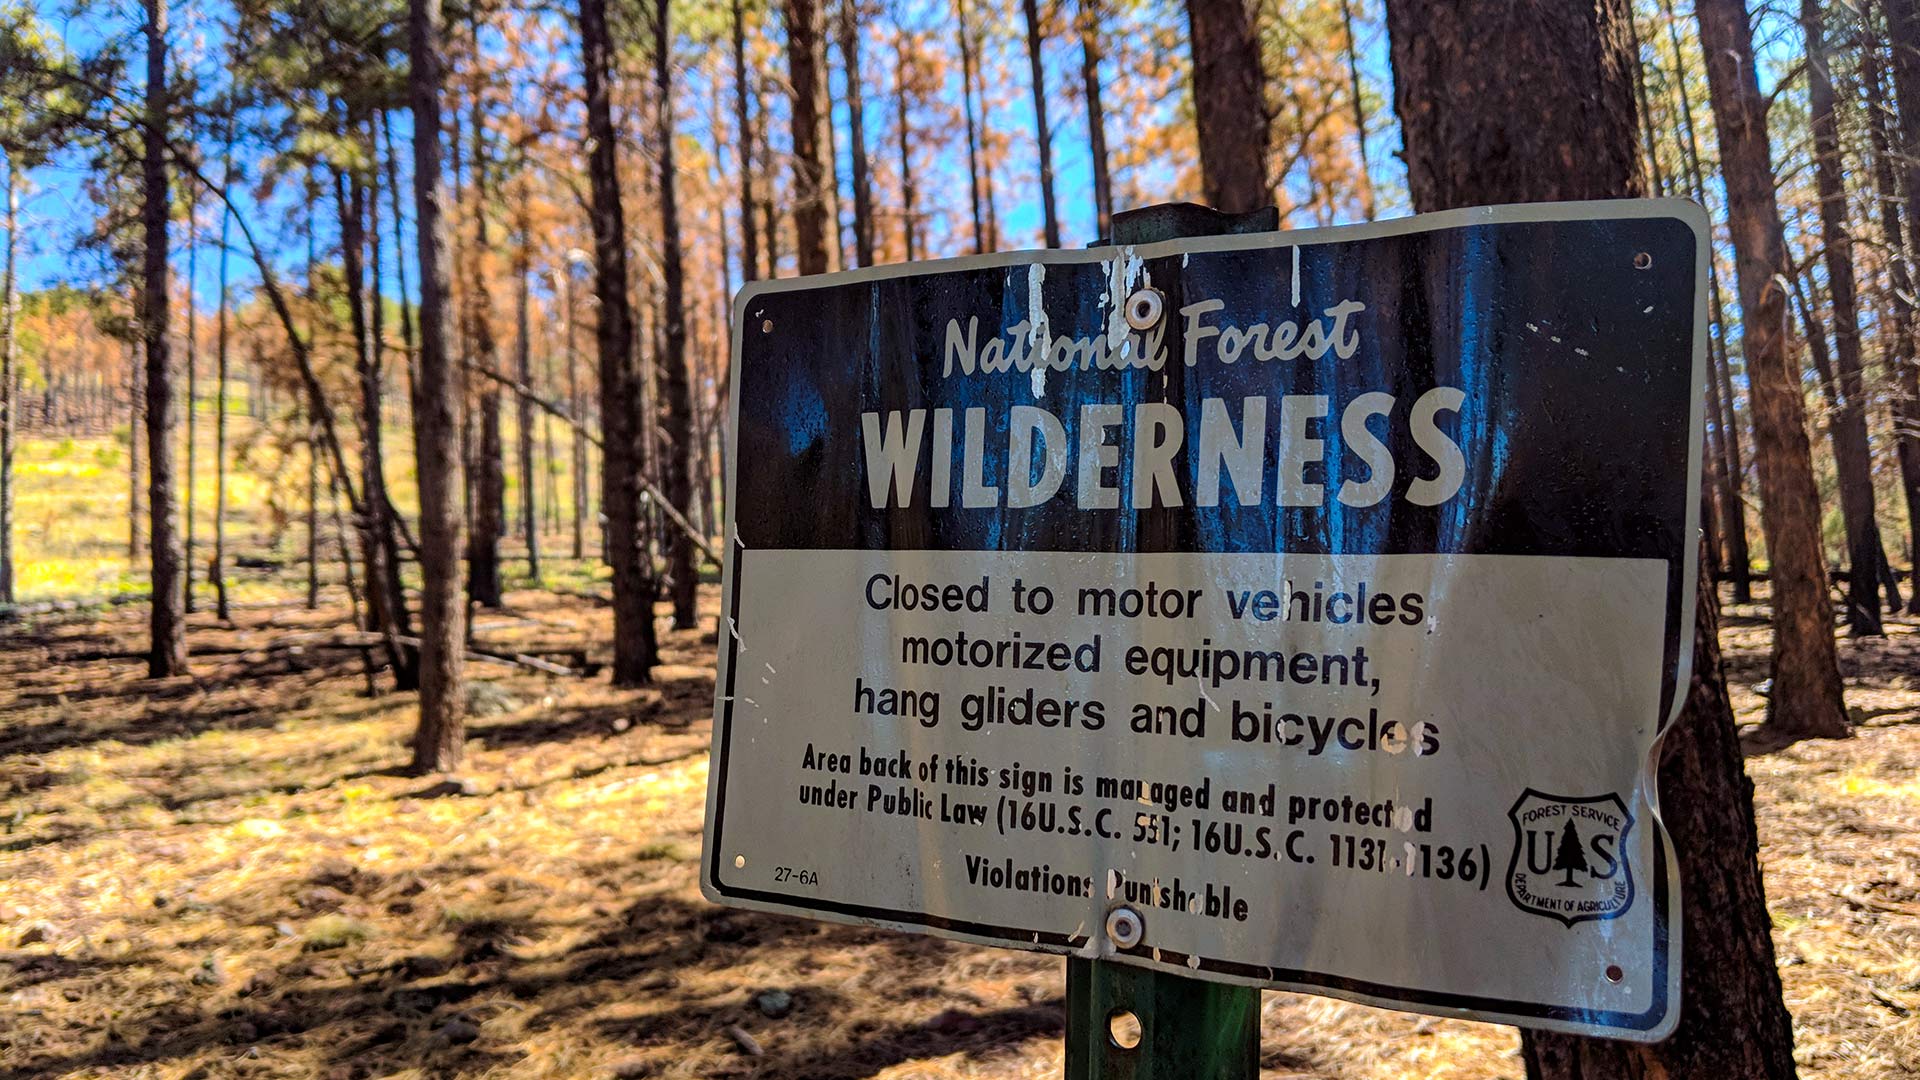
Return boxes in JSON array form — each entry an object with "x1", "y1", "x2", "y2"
[
  {"x1": 1021, "y1": 0, "x2": 1061, "y2": 248},
  {"x1": 1696, "y1": 0, "x2": 1849, "y2": 740},
  {"x1": 581, "y1": 0, "x2": 659, "y2": 685},
  {"x1": 1382, "y1": 1, "x2": 1800, "y2": 1075},
  {"x1": 407, "y1": 0, "x2": 469, "y2": 772},
  {"x1": 656, "y1": 0, "x2": 697, "y2": 630},
  {"x1": 840, "y1": 0, "x2": 876, "y2": 266},
  {"x1": 1804, "y1": 0, "x2": 1886, "y2": 635},
  {"x1": 1185, "y1": 0, "x2": 1268, "y2": 213},
  {"x1": 785, "y1": 0, "x2": 834, "y2": 275},
  {"x1": 1077, "y1": 0, "x2": 1112, "y2": 240},
  {"x1": 142, "y1": 0, "x2": 186, "y2": 678}
]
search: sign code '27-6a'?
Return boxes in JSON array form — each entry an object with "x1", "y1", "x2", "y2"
[{"x1": 701, "y1": 201, "x2": 1705, "y2": 1040}]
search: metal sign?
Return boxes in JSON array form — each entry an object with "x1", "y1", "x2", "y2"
[{"x1": 702, "y1": 200, "x2": 1703, "y2": 1040}]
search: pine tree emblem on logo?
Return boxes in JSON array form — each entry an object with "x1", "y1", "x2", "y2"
[{"x1": 1506, "y1": 790, "x2": 1636, "y2": 926}]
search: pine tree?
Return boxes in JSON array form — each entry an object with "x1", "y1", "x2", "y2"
[
  {"x1": 1551, "y1": 819, "x2": 1588, "y2": 888},
  {"x1": 1383, "y1": 1, "x2": 1798, "y2": 1074}
]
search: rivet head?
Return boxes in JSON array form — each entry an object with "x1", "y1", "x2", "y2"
[
  {"x1": 1106, "y1": 906, "x2": 1145, "y2": 949},
  {"x1": 1124, "y1": 288, "x2": 1163, "y2": 331}
]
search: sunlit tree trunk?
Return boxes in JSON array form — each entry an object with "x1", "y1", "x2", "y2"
[
  {"x1": 142, "y1": 0, "x2": 186, "y2": 678},
  {"x1": 1383, "y1": 2, "x2": 1802, "y2": 1075},
  {"x1": 407, "y1": 0, "x2": 469, "y2": 772},
  {"x1": 1185, "y1": 0, "x2": 1268, "y2": 213},
  {"x1": 582, "y1": 0, "x2": 659, "y2": 684},
  {"x1": 129, "y1": 340, "x2": 143, "y2": 561},
  {"x1": 1697, "y1": 0, "x2": 1849, "y2": 740}
]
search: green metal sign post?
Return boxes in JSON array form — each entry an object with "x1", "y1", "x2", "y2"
[{"x1": 1061, "y1": 201, "x2": 1275, "y2": 1080}]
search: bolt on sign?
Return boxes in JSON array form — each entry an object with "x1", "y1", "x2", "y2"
[{"x1": 702, "y1": 200, "x2": 1705, "y2": 1040}]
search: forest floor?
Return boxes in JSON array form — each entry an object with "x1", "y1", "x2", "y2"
[{"x1": 0, "y1": 579, "x2": 1915, "y2": 1080}]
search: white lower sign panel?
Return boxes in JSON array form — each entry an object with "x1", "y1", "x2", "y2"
[{"x1": 704, "y1": 202, "x2": 1704, "y2": 1039}]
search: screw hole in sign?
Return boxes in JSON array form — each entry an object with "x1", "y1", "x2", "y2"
[
  {"x1": 1605, "y1": 964, "x2": 1624, "y2": 984},
  {"x1": 1107, "y1": 1009, "x2": 1143, "y2": 1050},
  {"x1": 761, "y1": 318, "x2": 773, "y2": 334},
  {"x1": 734, "y1": 855, "x2": 746, "y2": 869},
  {"x1": 1632, "y1": 251, "x2": 1652, "y2": 270}
]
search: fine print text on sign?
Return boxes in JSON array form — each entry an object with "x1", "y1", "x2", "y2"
[{"x1": 702, "y1": 200, "x2": 1705, "y2": 1041}]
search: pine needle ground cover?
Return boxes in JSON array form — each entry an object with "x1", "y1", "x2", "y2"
[{"x1": 0, "y1": 595, "x2": 1914, "y2": 1078}]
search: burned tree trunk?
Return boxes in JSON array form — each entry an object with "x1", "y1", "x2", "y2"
[
  {"x1": 1383, "y1": 1, "x2": 1799, "y2": 1075},
  {"x1": 656, "y1": 0, "x2": 697, "y2": 629},
  {"x1": 581, "y1": 0, "x2": 660, "y2": 684}
]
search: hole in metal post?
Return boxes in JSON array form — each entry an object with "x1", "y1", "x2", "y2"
[
  {"x1": 1605, "y1": 964, "x2": 1624, "y2": 983},
  {"x1": 1107, "y1": 1009, "x2": 1142, "y2": 1050},
  {"x1": 1632, "y1": 251, "x2": 1652, "y2": 270}
]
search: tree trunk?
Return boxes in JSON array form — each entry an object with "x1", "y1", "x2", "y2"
[
  {"x1": 183, "y1": 188, "x2": 197, "y2": 615},
  {"x1": 1879, "y1": 0, "x2": 1920, "y2": 607},
  {"x1": 129, "y1": 341, "x2": 143, "y2": 560},
  {"x1": 733, "y1": 0, "x2": 760, "y2": 283},
  {"x1": 1804, "y1": 0, "x2": 1885, "y2": 635},
  {"x1": 581, "y1": 0, "x2": 660, "y2": 685},
  {"x1": 957, "y1": 0, "x2": 988, "y2": 253},
  {"x1": 841, "y1": 0, "x2": 876, "y2": 265},
  {"x1": 1696, "y1": 0, "x2": 1849, "y2": 739},
  {"x1": 1185, "y1": 0, "x2": 1268, "y2": 213},
  {"x1": 786, "y1": 0, "x2": 834, "y2": 275},
  {"x1": 1658, "y1": 0, "x2": 1752, "y2": 602},
  {"x1": 1022, "y1": 0, "x2": 1061, "y2": 247},
  {"x1": 306, "y1": 418, "x2": 320, "y2": 610},
  {"x1": 514, "y1": 182, "x2": 539, "y2": 581},
  {"x1": 564, "y1": 266, "x2": 587, "y2": 559},
  {"x1": 1338, "y1": 0, "x2": 1373, "y2": 221},
  {"x1": 1077, "y1": 0, "x2": 1112, "y2": 239},
  {"x1": 0, "y1": 156, "x2": 16, "y2": 605},
  {"x1": 655, "y1": 0, "x2": 697, "y2": 629},
  {"x1": 407, "y1": 0, "x2": 469, "y2": 773},
  {"x1": 213, "y1": 139, "x2": 231, "y2": 623},
  {"x1": 339, "y1": 164, "x2": 417, "y2": 687},
  {"x1": 466, "y1": 21, "x2": 504, "y2": 609},
  {"x1": 896, "y1": 35, "x2": 918, "y2": 261},
  {"x1": 143, "y1": 0, "x2": 186, "y2": 678},
  {"x1": 1383, "y1": 1, "x2": 1803, "y2": 1075}
]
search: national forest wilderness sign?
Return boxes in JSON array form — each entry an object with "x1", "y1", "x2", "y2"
[{"x1": 700, "y1": 200, "x2": 1705, "y2": 1040}]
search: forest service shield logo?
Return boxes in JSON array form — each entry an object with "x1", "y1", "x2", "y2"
[{"x1": 1506, "y1": 790, "x2": 1636, "y2": 926}]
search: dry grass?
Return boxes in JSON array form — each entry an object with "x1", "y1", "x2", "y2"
[{"x1": 0, "y1": 579, "x2": 1913, "y2": 1078}]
